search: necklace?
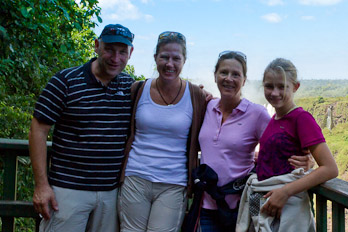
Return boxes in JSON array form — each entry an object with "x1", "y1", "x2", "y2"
[
  {"x1": 275, "y1": 105, "x2": 298, "y2": 120},
  {"x1": 286, "y1": 105, "x2": 298, "y2": 114},
  {"x1": 156, "y1": 78, "x2": 182, "y2": 105}
]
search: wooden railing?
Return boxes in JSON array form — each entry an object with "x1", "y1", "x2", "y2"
[
  {"x1": 310, "y1": 178, "x2": 348, "y2": 231},
  {"x1": 0, "y1": 138, "x2": 51, "y2": 232},
  {"x1": 1, "y1": 138, "x2": 347, "y2": 231}
]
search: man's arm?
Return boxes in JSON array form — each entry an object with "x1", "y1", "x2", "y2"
[{"x1": 28, "y1": 117, "x2": 58, "y2": 220}]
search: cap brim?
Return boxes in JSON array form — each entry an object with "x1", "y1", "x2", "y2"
[{"x1": 101, "y1": 35, "x2": 133, "y2": 47}]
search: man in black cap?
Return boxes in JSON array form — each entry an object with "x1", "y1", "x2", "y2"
[{"x1": 29, "y1": 24, "x2": 134, "y2": 232}]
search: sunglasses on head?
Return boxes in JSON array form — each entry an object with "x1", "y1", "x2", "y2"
[
  {"x1": 218, "y1": 50, "x2": 247, "y2": 63},
  {"x1": 158, "y1": 31, "x2": 186, "y2": 43}
]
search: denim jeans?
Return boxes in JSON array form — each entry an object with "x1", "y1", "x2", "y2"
[{"x1": 200, "y1": 208, "x2": 237, "y2": 232}]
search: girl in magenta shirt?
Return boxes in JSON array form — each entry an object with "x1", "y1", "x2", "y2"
[{"x1": 256, "y1": 58, "x2": 338, "y2": 218}]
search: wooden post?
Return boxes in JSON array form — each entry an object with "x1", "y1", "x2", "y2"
[
  {"x1": 315, "y1": 195, "x2": 327, "y2": 232},
  {"x1": 2, "y1": 152, "x2": 18, "y2": 232}
]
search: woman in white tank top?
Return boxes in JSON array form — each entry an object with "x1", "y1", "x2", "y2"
[{"x1": 118, "y1": 31, "x2": 207, "y2": 232}]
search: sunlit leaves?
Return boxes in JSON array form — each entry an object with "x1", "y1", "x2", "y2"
[
  {"x1": 60, "y1": 44, "x2": 67, "y2": 53},
  {"x1": 97, "y1": 16, "x2": 103, "y2": 23},
  {"x1": 0, "y1": 0, "x2": 145, "y2": 141},
  {"x1": 20, "y1": 6, "x2": 33, "y2": 18},
  {"x1": 0, "y1": 0, "x2": 102, "y2": 141},
  {"x1": 0, "y1": 0, "x2": 102, "y2": 96}
]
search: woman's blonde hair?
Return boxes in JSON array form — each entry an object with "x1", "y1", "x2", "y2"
[{"x1": 263, "y1": 58, "x2": 299, "y2": 91}]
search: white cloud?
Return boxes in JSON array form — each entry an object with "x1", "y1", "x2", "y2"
[
  {"x1": 301, "y1": 15, "x2": 316, "y2": 20},
  {"x1": 99, "y1": 0, "x2": 154, "y2": 21},
  {"x1": 263, "y1": 0, "x2": 285, "y2": 6},
  {"x1": 298, "y1": 0, "x2": 342, "y2": 6},
  {"x1": 262, "y1": 13, "x2": 283, "y2": 23},
  {"x1": 98, "y1": 0, "x2": 123, "y2": 8}
]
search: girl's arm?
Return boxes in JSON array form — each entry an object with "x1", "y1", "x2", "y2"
[{"x1": 261, "y1": 142, "x2": 338, "y2": 218}]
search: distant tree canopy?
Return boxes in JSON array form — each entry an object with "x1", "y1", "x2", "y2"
[{"x1": 0, "y1": 0, "x2": 144, "y2": 139}]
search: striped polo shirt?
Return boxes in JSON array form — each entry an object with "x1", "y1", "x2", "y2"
[{"x1": 33, "y1": 58, "x2": 134, "y2": 191}]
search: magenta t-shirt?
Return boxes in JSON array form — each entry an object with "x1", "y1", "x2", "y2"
[
  {"x1": 199, "y1": 98, "x2": 270, "y2": 209},
  {"x1": 256, "y1": 107, "x2": 325, "y2": 181}
]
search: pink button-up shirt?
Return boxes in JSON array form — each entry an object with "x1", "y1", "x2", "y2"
[{"x1": 199, "y1": 98, "x2": 270, "y2": 209}]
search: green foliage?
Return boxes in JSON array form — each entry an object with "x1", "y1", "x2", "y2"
[
  {"x1": 296, "y1": 96, "x2": 348, "y2": 128},
  {"x1": 0, "y1": 0, "x2": 146, "y2": 140},
  {"x1": 0, "y1": 0, "x2": 146, "y2": 230},
  {"x1": 296, "y1": 96, "x2": 348, "y2": 181},
  {"x1": 14, "y1": 218, "x2": 36, "y2": 232},
  {"x1": 296, "y1": 80, "x2": 348, "y2": 98},
  {"x1": 323, "y1": 124, "x2": 348, "y2": 179},
  {"x1": 0, "y1": 0, "x2": 101, "y2": 97},
  {"x1": 0, "y1": 95, "x2": 35, "y2": 139},
  {"x1": 0, "y1": 0, "x2": 102, "y2": 141},
  {"x1": 317, "y1": 96, "x2": 325, "y2": 104},
  {"x1": 15, "y1": 158, "x2": 36, "y2": 231},
  {"x1": 0, "y1": 157, "x2": 36, "y2": 231},
  {"x1": 124, "y1": 65, "x2": 146, "y2": 81},
  {"x1": 16, "y1": 157, "x2": 35, "y2": 201}
]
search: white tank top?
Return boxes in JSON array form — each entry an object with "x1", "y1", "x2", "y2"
[{"x1": 125, "y1": 78, "x2": 193, "y2": 186}]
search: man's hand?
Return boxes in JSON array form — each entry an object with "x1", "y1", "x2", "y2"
[
  {"x1": 29, "y1": 118, "x2": 55, "y2": 220},
  {"x1": 33, "y1": 184, "x2": 58, "y2": 220},
  {"x1": 198, "y1": 84, "x2": 214, "y2": 102}
]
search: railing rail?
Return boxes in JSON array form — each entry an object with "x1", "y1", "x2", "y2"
[
  {"x1": 0, "y1": 138, "x2": 51, "y2": 232},
  {"x1": 1, "y1": 138, "x2": 347, "y2": 231},
  {"x1": 310, "y1": 177, "x2": 348, "y2": 231}
]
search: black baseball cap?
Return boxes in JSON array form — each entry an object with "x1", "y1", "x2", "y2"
[{"x1": 99, "y1": 24, "x2": 134, "y2": 47}]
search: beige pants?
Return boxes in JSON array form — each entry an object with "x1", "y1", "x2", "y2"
[
  {"x1": 39, "y1": 186, "x2": 118, "y2": 232},
  {"x1": 118, "y1": 176, "x2": 187, "y2": 232}
]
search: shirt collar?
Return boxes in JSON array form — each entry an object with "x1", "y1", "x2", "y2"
[
  {"x1": 83, "y1": 57, "x2": 119, "y2": 86},
  {"x1": 212, "y1": 98, "x2": 249, "y2": 113},
  {"x1": 237, "y1": 98, "x2": 249, "y2": 112},
  {"x1": 83, "y1": 57, "x2": 98, "y2": 85}
]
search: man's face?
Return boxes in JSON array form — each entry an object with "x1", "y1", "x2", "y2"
[{"x1": 94, "y1": 39, "x2": 133, "y2": 79}]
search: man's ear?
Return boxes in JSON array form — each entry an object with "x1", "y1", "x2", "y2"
[
  {"x1": 94, "y1": 39, "x2": 100, "y2": 54},
  {"x1": 128, "y1": 46, "x2": 134, "y2": 59}
]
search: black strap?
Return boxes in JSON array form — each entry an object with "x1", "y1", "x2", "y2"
[
  {"x1": 219, "y1": 167, "x2": 256, "y2": 195},
  {"x1": 182, "y1": 164, "x2": 253, "y2": 231},
  {"x1": 131, "y1": 80, "x2": 144, "y2": 108}
]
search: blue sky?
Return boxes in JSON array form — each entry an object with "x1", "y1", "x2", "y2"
[{"x1": 93, "y1": 0, "x2": 348, "y2": 95}]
